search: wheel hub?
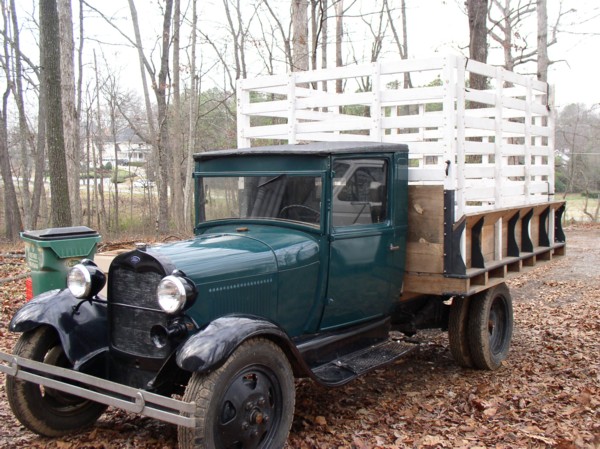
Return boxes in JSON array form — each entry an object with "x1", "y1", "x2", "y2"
[{"x1": 217, "y1": 371, "x2": 279, "y2": 449}]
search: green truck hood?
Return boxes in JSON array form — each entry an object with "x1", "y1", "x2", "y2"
[{"x1": 147, "y1": 224, "x2": 320, "y2": 285}]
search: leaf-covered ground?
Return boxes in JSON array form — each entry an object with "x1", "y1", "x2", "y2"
[{"x1": 0, "y1": 225, "x2": 598, "y2": 449}]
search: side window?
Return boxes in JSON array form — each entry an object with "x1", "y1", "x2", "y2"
[{"x1": 332, "y1": 159, "x2": 388, "y2": 227}]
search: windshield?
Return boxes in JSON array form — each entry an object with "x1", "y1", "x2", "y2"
[{"x1": 197, "y1": 175, "x2": 322, "y2": 227}]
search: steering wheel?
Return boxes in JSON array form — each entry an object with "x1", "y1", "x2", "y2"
[{"x1": 278, "y1": 204, "x2": 321, "y2": 222}]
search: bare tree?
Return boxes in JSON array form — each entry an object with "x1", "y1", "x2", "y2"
[
  {"x1": 41, "y1": 0, "x2": 72, "y2": 227},
  {"x1": 263, "y1": 0, "x2": 293, "y2": 70},
  {"x1": 154, "y1": 0, "x2": 174, "y2": 234},
  {"x1": 536, "y1": 0, "x2": 548, "y2": 82},
  {"x1": 320, "y1": 0, "x2": 328, "y2": 91},
  {"x1": 171, "y1": 0, "x2": 185, "y2": 231},
  {"x1": 292, "y1": 0, "x2": 309, "y2": 74},
  {"x1": 122, "y1": 0, "x2": 174, "y2": 234},
  {"x1": 467, "y1": 0, "x2": 489, "y2": 90},
  {"x1": 183, "y1": 0, "x2": 198, "y2": 226},
  {"x1": 58, "y1": 0, "x2": 81, "y2": 224},
  {"x1": 334, "y1": 0, "x2": 343, "y2": 93},
  {"x1": 0, "y1": 0, "x2": 22, "y2": 240},
  {"x1": 8, "y1": 0, "x2": 33, "y2": 229},
  {"x1": 384, "y1": 0, "x2": 412, "y2": 88},
  {"x1": 487, "y1": 0, "x2": 535, "y2": 72}
]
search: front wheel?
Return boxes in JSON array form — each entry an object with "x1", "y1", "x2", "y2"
[
  {"x1": 178, "y1": 338, "x2": 295, "y2": 449},
  {"x1": 468, "y1": 283, "x2": 514, "y2": 370},
  {"x1": 6, "y1": 325, "x2": 107, "y2": 436}
]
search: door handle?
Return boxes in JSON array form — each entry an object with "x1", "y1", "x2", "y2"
[{"x1": 389, "y1": 244, "x2": 400, "y2": 251}]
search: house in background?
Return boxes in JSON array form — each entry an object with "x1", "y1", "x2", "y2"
[{"x1": 97, "y1": 129, "x2": 152, "y2": 167}]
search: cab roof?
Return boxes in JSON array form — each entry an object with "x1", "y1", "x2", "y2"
[{"x1": 194, "y1": 142, "x2": 408, "y2": 161}]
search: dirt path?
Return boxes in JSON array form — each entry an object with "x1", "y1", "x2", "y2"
[{"x1": 0, "y1": 226, "x2": 598, "y2": 448}]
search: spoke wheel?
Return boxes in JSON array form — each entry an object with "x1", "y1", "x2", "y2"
[
  {"x1": 179, "y1": 338, "x2": 295, "y2": 449},
  {"x1": 6, "y1": 325, "x2": 106, "y2": 436},
  {"x1": 468, "y1": 283, "x2": 514, "y2": 370}
]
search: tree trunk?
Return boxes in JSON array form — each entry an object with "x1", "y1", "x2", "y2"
[
  {"x1": 320, "y1": 0, "x2": 328, "y2": 91},
  {"x1": 9, "y1": 0, "x2": 32, "y2": 229},
  {"x1": 171, "y1": 0, "x2": 185, "y2": 231},
  {"x1": 291, "y1": 0, "x2": 309, "y2": 72},
  {"x1": 127, "y1": 0, "x2": 157, "y2": 144},
  {"x1": 183, "y1": 0, "x2": 198, "y2": 228},
  {"x1": 154, "y1": 0, "x2": 174, "y2": 235},
  {"x1": 467, "y1": 0, "x2": 488, "y2": 91},
  {"x1": 93, "y1": 50, "x2": 107, "y2": 231},
  {"x1": 31, "y1": 68, "x2": 47, "y2": 229},
  {"x1": 58, "y1": 0, "x2": 81, "y2": 224},
  {"x1": 40, "y1": 0, "x2": 72, "y2": 227},
  {"x1": 0, "y1": 63, "x2": 23, "y2": 239},
  {"x1": 537, "y1": 0, "x2": 549, "y2": 82},
  {"x1": 335, "y1": 0, "x2": 343, "y2": 93}
]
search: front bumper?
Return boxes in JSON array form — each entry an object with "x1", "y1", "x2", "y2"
[{"x1": 0, "y1": 351, "x2": 197, "y2": 428}]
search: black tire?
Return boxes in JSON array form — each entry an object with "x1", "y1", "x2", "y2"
[
  {"x1": 6, "y1": 325, "x2": 106, "y2": 436},
  {"x1": 448, "y1": 296, "x2": 473, "y2": 368},
  {"x1": 468, "y1": 283, "x2": 514, "y2": 370},
  {"x1": 178, "y1": 338, "x2": 295, "y2": 449}
]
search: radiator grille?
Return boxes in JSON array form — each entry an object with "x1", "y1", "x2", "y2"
[{"x1": 109, "y1": 268, "x2": 170, "y2": 358}]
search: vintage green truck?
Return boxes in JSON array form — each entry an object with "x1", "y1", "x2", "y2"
[{"x1": 1, "y1": 58, "x2": 566, "y2": 449}]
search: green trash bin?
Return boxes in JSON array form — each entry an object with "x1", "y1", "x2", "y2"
[{"x1": 21, "y1": 226, "x2": 101, "y2": 297}]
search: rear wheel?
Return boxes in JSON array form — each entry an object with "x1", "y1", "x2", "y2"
[
  {"x1": 178, "y1": 338, "x2": 295, "y2": 449},
  {"x1": 6, "y1": 325, "x2": 106, "y2": 436},
  {"x1": 448, "y1": 296, "x2": 473, "y2": 368},
  {"x1": 468, "y1": 283, "x2": 514, "y2": 370}
]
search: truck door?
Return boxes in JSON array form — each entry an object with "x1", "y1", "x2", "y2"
[{"x1": 319, "y1": 156, "x2": 403, "y2": 331}]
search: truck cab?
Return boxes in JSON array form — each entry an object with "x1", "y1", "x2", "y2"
[{"x1": 191, "y1": 142, "x2": 408, "y2": 335}]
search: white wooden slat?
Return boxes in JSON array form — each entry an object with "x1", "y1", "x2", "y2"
[
  {"x1": 529, "y1": 182, "x2": 552, "y2": 194},
  {"x1": 530, "y1": 145, "x2": 551, "y2": 156},
  {"x1": 381, "y1": 114, "x2": 445, "y2": 129},
  {"x1": 529, "y1": 165, "x2": 551, "y2": 176},
  {"x1": 464, "y1": 141, "x2": 495, "y2": 155},
  {"x1": 240, "y1": 74, "x2": 291, "y2": 90},
  {"x1": 392, "y1": 141, "x2": 445, "y2": 154},
  {"x1": 464, "y1": 165, "x2": 495, "y2": 178},
  {"x1": 296, "y1": 118, "x2": 371, "y2": 134},
  {"x1": 294, "y1": 63, "x2": 375, "y2": 83},
  {"x1": 379, "y1": 87, "x2": 445, "y2": 104},
  {"x1": 465, "y1": 58, "x2": 498, "y2": 78},
  {"x1": 242, "y1": 124, "x2": 289, "y2": 138},
  {"x1": 464, "y1": 186, "x2": 496, "y2": 200},
  {"x1": 408, "y1": 168, "x2": 446, "y2": 182},
  {"x1": 291, "y1": 132, "x2": 372, "y2": 142},
  {"x1": 296, "y1": 92, "x2": 373, "y2": 109},
  {"x1": 503, "y1": 165, "x2": 526, "y2": 177},
  {"x1": 379, "y1": 57, "x2": 447, "y2": 74},
  {"x1": 464, "y1": 89, "x2": 496, "y2": 106},
  {"x1": 464, "y1": 106, "x2": 528, "y2": 119}
]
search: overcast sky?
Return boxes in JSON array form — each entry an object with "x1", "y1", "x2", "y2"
[{"x1": 14, "y1": 0, "x2": 600, "y2": 109}]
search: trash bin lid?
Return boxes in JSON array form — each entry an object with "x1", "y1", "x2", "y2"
[{"x1": 22, "y1": 226, "x2": 99, "y2": 241}]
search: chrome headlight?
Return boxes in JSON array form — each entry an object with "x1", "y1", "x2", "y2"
[
  {"x1": 157, "y1": 274, "x2": 195, "y2": 314},
  {"x1": 67, "y1": 260, "x2": 106, "y2": 299}
]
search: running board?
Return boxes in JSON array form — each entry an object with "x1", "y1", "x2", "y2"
[{"x1": 311, "y1": 338, "x2": 418, "y2": 387}]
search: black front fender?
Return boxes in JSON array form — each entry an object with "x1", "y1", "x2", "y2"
[
  {"x1": 9, "y1": 289, "x2": 108, "y2": 370},
  {"x1": 176, "y1": 315, "x2": 293, "y2": 373}
]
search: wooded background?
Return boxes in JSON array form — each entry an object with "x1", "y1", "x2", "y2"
[{"x1": 0, "y1": 0, "x2": 599, "y2": 242}]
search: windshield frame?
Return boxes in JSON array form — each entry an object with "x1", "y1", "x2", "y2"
[{"x1": 194, "y1": 170, "x2": 327, "y2": 232}]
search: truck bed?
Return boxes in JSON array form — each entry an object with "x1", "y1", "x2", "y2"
[{"x1": 403, "y1": 185, "x2": 565, "y2": 297}]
